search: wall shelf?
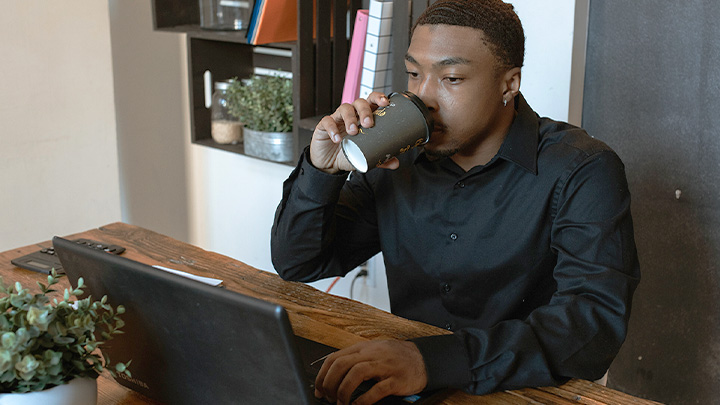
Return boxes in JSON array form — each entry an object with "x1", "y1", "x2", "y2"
[{"x1": 150, "y1": 0, "x2": 362, "y2": 164}]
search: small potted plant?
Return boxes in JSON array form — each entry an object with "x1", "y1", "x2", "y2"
[
  {"x1": 226, "y1": 74, "x2": 296, "y2": 162},
  {"x1": 0, "y1": 270, "x2": 129, "y2": 403}
]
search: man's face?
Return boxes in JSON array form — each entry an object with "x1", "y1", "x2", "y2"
[{"x1": 406, "y1": 24, "x2": 508, "y2": 160}]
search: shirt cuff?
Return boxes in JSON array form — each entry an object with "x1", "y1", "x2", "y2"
[
  {"x1": 295, "y1": 147, "x2": 350, "y2": 205},
  {"x1": 411, "y1": 334, "x2": 472, "y2": 391}
]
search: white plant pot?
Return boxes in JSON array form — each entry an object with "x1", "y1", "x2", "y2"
[{"x1": 0, "y1": 377, "x2": 97, "y2": 405}]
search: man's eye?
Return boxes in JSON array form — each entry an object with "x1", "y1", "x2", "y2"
[
  {"x1": 406, "y1": 71, "x2": 419, "y2": 78},
  {"x1": 446, "y1": 77, "x2": 462, "y2": 83}
]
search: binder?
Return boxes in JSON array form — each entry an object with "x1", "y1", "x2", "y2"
[
  {"x1": 247, "y1": 0, "x2": 328, "y2": 46},
  {"x1": 359, "y1": 0, "x2": 393, "y2": 99},
  {"x1": 247, "y1": 0, "x2": 299, "y2": 45},
  {"x1": 341, "y1": 9, "x2": 370, "y2": 104}
]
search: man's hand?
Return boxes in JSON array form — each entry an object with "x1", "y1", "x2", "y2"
[
  {"x1": 315, "y1": 340, "x2": 428, "y2": 405},
  {"x1": 310, "y1": 93, "x2": 398, "y2": 174}
]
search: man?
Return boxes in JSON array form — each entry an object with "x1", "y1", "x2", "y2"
[{"x1": 271, "y1": 0, "x2": 640, "y2": 404}]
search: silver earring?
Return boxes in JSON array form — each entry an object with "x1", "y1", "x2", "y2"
[{"x1": 503, "y1": 98, "x2": 508, "y2": 107}]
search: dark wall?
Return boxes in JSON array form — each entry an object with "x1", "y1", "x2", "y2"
[{"x1": 582, "y1": 1, "x2": 720, "y2": 404}]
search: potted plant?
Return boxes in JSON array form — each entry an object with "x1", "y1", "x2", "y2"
[
  {"x1": 226, "y1": 74, "x2": 296, "y2": 162},
  {"x1": 0, "y1": 270, "x2": 129, "y2": 403}
]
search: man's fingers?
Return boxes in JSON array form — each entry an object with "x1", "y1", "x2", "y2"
[
  {"x1": 376, "y1": 157, "x2": 400, "y2": 170},
  {"x1": 314, "y1": 347, "x2": 362, "y2": 399},
  {"x1": 367, "y1": 92, "x2": 390, "y2": 109},
  {"x1": 321, "y1": 353, "x2": 364, "y2": 400},
  {"x1": 316, "y1": 115, "x2": 343, "y2": 142},
  {"x1": 314, "y1": 352, "x2": 336, "y2": 398},
  {"x1": 352, "y1": 98, "x2": 375, "y2": 129},
  {"x1": 333, "y1": 103, "x2": 363, "y2": 137},
  {"x1": 315, "y1": 340, "x2": 426, "y2": 404},
  {"x1": 335, "y1": 360, "x2": 377, "y2": 405},
  {"x1": 353, "y1": 92, "x2": 389, "y2": 130},
  {"x1": 353, "y1": 379, "x2": 398, "y2": 405}
]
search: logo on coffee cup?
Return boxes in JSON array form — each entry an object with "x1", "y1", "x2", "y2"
[
  {"x1": 398, "y1": 138, "x2": 426, "y2": 154},
  {"x1": 376, "y1": 154, "x2": 393, "y2": 167},
  {"x1": 372, "y1": 103, "x2": 395, "y2": 117}
]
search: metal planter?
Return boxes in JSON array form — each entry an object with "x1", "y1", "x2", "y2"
[{"x1": 243, "y1": 128, "x2": 296, "y2": 163}]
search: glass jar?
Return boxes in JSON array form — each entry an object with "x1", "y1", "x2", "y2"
[
  {"x1": 211, "y1": 81, "x2": 243, "y2": 144},
  {"x1": 199, "y1": 0, "x2": 253, "y2": 31}
]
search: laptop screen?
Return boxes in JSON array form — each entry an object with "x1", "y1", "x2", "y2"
[{"x1": 53, "y1": 236, "x2": 316, "y2": 404}]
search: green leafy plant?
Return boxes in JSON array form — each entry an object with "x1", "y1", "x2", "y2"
[
  {"x1": 226, "y1": 74, "x2": 294, "y2": 133},
  {"x1": 0, "y1": 270, "x2": 130, "y2": 393}
]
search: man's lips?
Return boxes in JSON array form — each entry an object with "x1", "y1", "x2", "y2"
[{"x1": 426, "y1": 126, "x2": 444, "y2": 145}]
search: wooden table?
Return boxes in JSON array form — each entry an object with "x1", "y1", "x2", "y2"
[{"x1": 0, "y1": 223, "x2": 661, "y2": 404}]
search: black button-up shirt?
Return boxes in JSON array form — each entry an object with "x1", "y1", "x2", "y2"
[{"x1": 271, "y1": 94, "x2": 640, "y2": 395}]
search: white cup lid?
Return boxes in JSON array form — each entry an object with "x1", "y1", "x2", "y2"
[{"x1": 341, "y1": 138, "x2": 368, "y2": 173}]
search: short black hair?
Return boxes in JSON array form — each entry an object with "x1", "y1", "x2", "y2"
[{"x1": 412, "y1": 0, "x2": 525, "y2": 71}]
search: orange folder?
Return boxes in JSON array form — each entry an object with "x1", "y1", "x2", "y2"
[
  {"x1": 248, "y1": 0, "x2": 298, "y2": 45},
  {"x1": 248, "y1": 0, "x2": 330, "y2": 45}
]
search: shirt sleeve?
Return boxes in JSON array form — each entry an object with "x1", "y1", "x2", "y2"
[
  {"x1": 271, "y1": 148, "x2": 381, "y2": 282},
  {"x1": 413, "y1": 150, "x2": 640, "y2": 394}
]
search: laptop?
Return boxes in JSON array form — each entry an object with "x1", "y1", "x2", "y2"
[{"x1": 53, "y1": 236, "x2": 442, "y2": 404}]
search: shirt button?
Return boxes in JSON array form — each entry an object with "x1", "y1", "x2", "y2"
[
  {"x1": 450, "y1": 233, "x2": 458, "y2": 241},
  {"x1": 456, "y1": 181, "x2": 465, "y2": 189},
  {"x1": 442, "y1": 283, "x2": 451, "y2": 293},
  {"x1": 444, "y1": 323, "x2": 453, "y2": 330}
]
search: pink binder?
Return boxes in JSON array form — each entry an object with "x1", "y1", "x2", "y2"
[{"x1": 341, "y1": 10, "x2": 370, "y2": 104}]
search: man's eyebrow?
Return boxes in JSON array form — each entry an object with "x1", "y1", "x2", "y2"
[
  {"x1": 404, "y1": 53, "x2": 471, "y2": 67},
  {"x1": 435, "y1": 56, "x2": 471, "y2": 66}
]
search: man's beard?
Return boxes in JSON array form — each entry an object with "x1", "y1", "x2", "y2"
[
  {"x1": 423, "y1": 126, "x2": 459, "y2": 160},
  {"x1": 424, "y1": 146, "x2": 459, "y2": 161}
]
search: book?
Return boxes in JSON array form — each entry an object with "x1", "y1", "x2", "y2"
[
  {"x1": 246, "y1": 0, "x2": 262, "y2": 40},
  {"x1": 247, "y1": 0, "x2": 298, "y2": 45},
  {"x1": 341, "y1": 9, "x2": 370, "y2": 104},
  {"x1": 359, "y1": 0, "x2": 393, "y2": 99}
]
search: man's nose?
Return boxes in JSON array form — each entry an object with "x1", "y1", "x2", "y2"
[{"x1": 410, "y1": 78, "x2": 438, "y2": 112}]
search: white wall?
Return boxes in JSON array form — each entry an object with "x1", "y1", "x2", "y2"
[
  {"x1": 0, "y1": 1, "x2": 120, "y2": 251},
  {"x1": 108, "y1": 0, "x2": 191, "y2": 243},
  {"x1": 512, "y1": 0, "x2": 585, "y2": 123},
  {"x1": 393, "y1": 0, "x2": 587, "y2": 124}
]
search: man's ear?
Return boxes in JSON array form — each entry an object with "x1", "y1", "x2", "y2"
[{"x1": 502, "y1": 67, "x2": 522, "y2": 100}]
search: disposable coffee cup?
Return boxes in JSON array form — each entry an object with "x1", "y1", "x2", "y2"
[{"x1": 341, "y1": 91, "x2": 433, "y2": 172}]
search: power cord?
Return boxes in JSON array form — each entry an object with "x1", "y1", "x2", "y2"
[
  {"x1": 349, "y1": 269, "x2": 368, "y2": 300},
  {"x1": 325, "y1": 277, "x2": 340, "y2": 293},
  {"x1": 325, "y1": 268, "x2": 369, "y2": 298}
]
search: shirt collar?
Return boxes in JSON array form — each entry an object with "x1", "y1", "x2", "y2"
[
  {"x1": 496, "y1": 93, "x2": 539, "y2": 175},
  {"x1": 413, "y1": 92, "x2": 539, "y2": 175}
]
